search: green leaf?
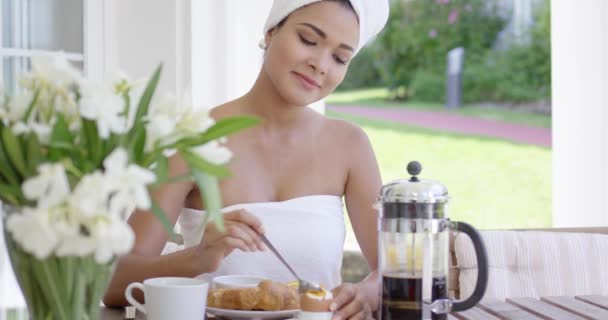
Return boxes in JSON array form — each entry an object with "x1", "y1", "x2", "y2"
[
  {"x1": 150, "y1": 201, "x2": 177, "y2": 240},
  {"x1": 204, "y1": 116, "x2": 260, "y2": 140},
  {"x1": 180, "y1": 150, "x2": 231, "y2": 178},
  {"x1": 50, "y1": 113, "x2": 74, "y2": 144},
  {"x1": 191, "y1": 170, "x2": 224, "y2": 232},
  {"x1": 104, "y1": 133, "x2": 120, "y2": 158},
  {"x1": 0, "y1": 183, "x2": 23, "y2": 205},
  {"x1": 177, "y1": 116, "x2": 261, "y2": 148},
  {"x1": 88, "y1": 260, "x2": 112, "y2": 317},
  {"x1": 22, "y1": 89, "x2": 41, "y2": 122},
  {"x1": 25, "y1": 132, "x2": 43, "y2": 173},
  {"x1": 151, "y1": 173, "x2": 193, "y2": 187},
  {"x1": 2, "y1": 126, "x2": 28, "y2": 177},
  {"x1": 48, "y1": 141, "x2": 84, "y2": 155},
  {"x1": 134, "y1": 65, "x2": 162, "y2": 123},
  {"x1": 82, "y1": 119, "x2": 103, "y2": 166},
  {"x1": 63, "y1": 257, "x2": 75, "y2": 301},
  {"x1": 130, "y1": 126, "x2": 146, "y2": 164},
  {"x1": 72, "y1": 268, "x2": 85, "y2": 319},
  {"x1": 0, "y1": 128, "x2": 20, "y2": 186},
  {"x1": 154, "y1": 155, "x2": 169, "y2": 183},
  {"x1": 33, "y1": 260, "x2": 68, "y2": 320},
  {"x1": 48, "y1": 113, "x2": 75, "y2": 161}
]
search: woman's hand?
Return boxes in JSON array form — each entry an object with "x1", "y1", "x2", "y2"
[
  {"x1": 195, "y1": 209, "x2": 265, "y2": 272},
  {"x1": 330, "y1": 283, "x2": 373, "y2": 320}
]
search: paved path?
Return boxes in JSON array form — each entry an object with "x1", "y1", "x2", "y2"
[{"x1": 329, "y1": 105, "x2": 551, "y2": 147}]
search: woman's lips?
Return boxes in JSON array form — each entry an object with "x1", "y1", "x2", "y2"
[{"x1": 293, "y1": 72, "x2": 320, "y2": 90}]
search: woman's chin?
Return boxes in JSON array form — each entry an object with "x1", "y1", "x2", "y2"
[{"x1": 280, "y1": 90, "x2": 323, "y2": 107}]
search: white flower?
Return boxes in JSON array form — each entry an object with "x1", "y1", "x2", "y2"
[
  {"x1": 68, "y1": 172, "x2": 111, "y2": 217},
  {"x1": 29, "y1": 121, "x2": 53, "y2": 144},
  {"x1": 11, "y1": 122, "x2": 31, "y2": 135},
  {"x1": 115, "y1": 72, "x2": 145, "y2": 130},
  {"x1": 54, "y1": 220, "x2": 97, "y2": 257},
  {"x1": 90, "y1": 217, "x2": 134, "y2": 264},
  {"x1": 146, "y1": 113, "x2": 177, "y2": 148},
  {"x1": 5, "y1": 91, "x2": 32, "y2": 123},
  {"x1": 22, "y1": 163, "x2": 70, "y2": 209},
  {"x1": 175, "y1": 109, "x2": 215, "y2": 135},
  {"x1": 191, "y1": 140, "x2": 233, "y2": 165},
  {"x1": 6, "y1": 207, "x2": 59, "y2": 259},
  {"x1": 144, "y1": 93, "x2": 215, "y2": 152},
  {"x1": 11, "y1": 120, "x2": 53, "y2": 144},
  {"x1": 145, "y1": 94, "x2": 180, "y2": 151},
  {"x1": 108, "y1": 192, "x2": 136, "y2": 220},
  {"x1": 30, "y1": 53, "x2": 82, "y2": 87},
  {"x1": 103, "y1": 148, "x2": 156, "y2": 210},
  {"x1": 79, "y1": 79, "x2": 127, "y2": 139}
]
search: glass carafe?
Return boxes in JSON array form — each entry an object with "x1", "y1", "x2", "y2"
[{"x1": 377, "y1": 161, "x2": 489, "y2": 320}]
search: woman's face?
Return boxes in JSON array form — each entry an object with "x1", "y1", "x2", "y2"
[{"x1": 263, "y1": 1, "x2": 360, "y2": 107}]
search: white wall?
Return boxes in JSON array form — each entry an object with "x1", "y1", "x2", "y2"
[
  {"x1": 102, "y1": 0, "x2": 324, "y2": 111},
  {"x1": 101, "y1": 0, "x2": 191, "y2": 98},
  {"x1": 552, "y1": 0, "x2": 608, "y2": 227},
  {"x1": 190, "y1": 0, "x2": 272, "y2": 108}
]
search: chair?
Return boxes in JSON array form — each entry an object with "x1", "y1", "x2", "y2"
[{"x1": 451, "y1": 227, "x2": 608, "y2": 300}]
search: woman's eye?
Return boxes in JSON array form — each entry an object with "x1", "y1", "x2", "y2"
[
  {"x1": 299, "y1": 34, "x2": 316, "y2": 46},
  {"x1": 334, "y1": 55, "x2": 347, "y2": 65}
]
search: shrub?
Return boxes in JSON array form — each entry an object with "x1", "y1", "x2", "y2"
[
  {"x1": 337, "y1": 46, "x2": 384, "y2": 91},
  {"x1": 409, "y1": 69, "x2": 445, "y2": 102},
  {"x1": 373, "y1": 0, "x2": 508, "y2": 96}
]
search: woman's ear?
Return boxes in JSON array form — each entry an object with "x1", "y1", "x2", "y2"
[
  {"x1": 261, "y1": 34, "x2": 270, "y2": 50},
  {"x1": 264, "y1": 27, "x2": 280, "y2": 49}
]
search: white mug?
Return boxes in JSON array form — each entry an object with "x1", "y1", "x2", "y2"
[{"x1": 125, "y1": 277, "x2": 208, "y2": 320}]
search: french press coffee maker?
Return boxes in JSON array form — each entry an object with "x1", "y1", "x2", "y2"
[{"x1": 377, "y1": 161, "x2": 488, "y2": 320}]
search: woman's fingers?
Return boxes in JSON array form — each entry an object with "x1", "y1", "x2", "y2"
[
  {"x1": 330, "y1": 284, "x2": 355, "y2": 312},
  {"x1": 333, "y1": 299, "x2": 368, "y2": 320},
  {"x1": 225, "y1": 209, "x2": 265, "y2": 234},
  {"x1": 330, "y1": 283, "x2": 369, "y2": 320},
  {"x1": 219, "y1": 235, "x2": 251, "y2": 253},
  {"x1": 224, "y1": 223, "x2": 263, "y2": 252},
  {"x1": 224, "y1": 209, "x2": 265, "y2": 250}
]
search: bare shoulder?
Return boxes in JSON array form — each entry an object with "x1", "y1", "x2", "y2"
[
  {"x1": 322, "y1": 116, "x2": 372, "y2": 149},
  {"x1": 209, "y1": 100, "x2": 245, "y2": 120}
]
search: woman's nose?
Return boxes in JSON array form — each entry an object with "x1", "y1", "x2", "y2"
[{"x1": 308, "y1": 53, "x2": 329, "y2": 75}]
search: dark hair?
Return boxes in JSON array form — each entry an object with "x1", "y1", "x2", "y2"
[{"x1": 274, "y1": 0, "x2": 356, "y2": 30}]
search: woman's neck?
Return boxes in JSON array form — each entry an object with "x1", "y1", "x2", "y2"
[{"x1": 240, "y1": 71, "x2": 312, "y2": 129}]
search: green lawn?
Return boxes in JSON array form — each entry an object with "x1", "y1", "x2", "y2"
[
  {"x1": 331, "y1": 111, "x2": 552, "y2": 235},
  {"x1": 327, "y1": 88, "x2": 552, "y2": 128}
]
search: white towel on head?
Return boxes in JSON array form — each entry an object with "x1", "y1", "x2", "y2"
[{"x1": 262, "y1": 0, "x2": 389, "y2": 53}]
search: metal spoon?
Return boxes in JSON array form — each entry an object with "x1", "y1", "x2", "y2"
[{"x1": 259, "y1": 233, "x2": 323, "y2": 294}]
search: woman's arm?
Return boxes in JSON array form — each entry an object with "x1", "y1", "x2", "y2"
[
  {"x1": 102, "y1": 155, "x2": 197, "y2": 307},
  {"x1": 331, "y1": 124, "x2": 383, "y2": 320},
  {"x1": 102, "y1": 155, "x2": 266, "y2": 307}
]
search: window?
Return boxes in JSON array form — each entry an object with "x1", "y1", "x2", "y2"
[{"x1": 1, "y1": 0, "x2": 83, "y2": 94}]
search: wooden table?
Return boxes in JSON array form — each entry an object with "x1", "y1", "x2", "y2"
[
  {"x1": 2, "y1": 295, "x2": 607, "y2": 319},
  {"x1": 451, "y1": 295, "x2": 608, "y2": 320}
]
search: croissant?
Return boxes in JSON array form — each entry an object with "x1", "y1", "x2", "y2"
[{"x1": 207, "y1": 280, "x2": 300, "y2": 311}]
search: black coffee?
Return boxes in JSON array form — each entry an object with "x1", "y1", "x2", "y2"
[{"x1": 380, "y1": 275, "x2": 447, "y2": 320}]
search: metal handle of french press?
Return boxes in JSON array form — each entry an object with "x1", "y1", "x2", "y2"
[
  {"x1": 420, "y1": 221, "x2": 488, "y2": 319},
  {"x1": 448, "y1": 221, "x2": 489, "y2": 312}
]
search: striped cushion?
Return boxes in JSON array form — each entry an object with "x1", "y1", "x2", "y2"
[{"x1": 454, "y1": 231, "x2": 608, "y2": 300}]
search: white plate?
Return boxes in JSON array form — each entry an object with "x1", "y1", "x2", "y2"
[{"x1": 206, "y1": 307, "x2": 299, "y2": 320}]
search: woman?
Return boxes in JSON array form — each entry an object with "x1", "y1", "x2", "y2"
[{"x1": 104, "y1": 1, "x2": 389, "y2": 319}]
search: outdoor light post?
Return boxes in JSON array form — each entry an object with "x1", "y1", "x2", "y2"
[{"x1": 446, "y1": 47, "x2": 465, "y2": 109}]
